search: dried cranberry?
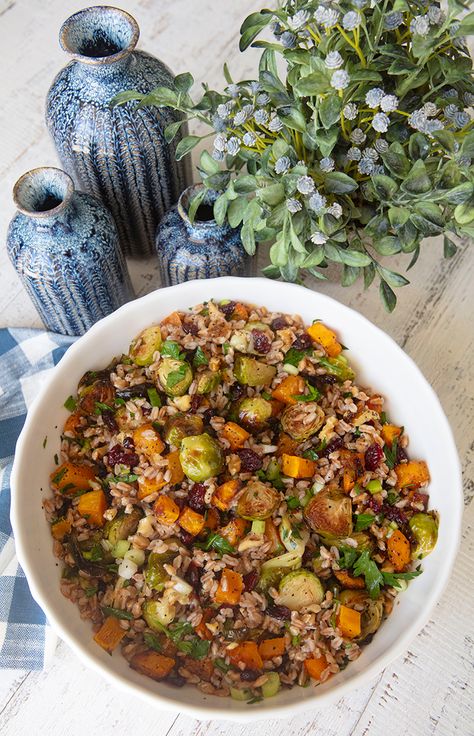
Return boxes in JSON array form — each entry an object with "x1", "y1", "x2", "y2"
[
  {"x1": 219, "y1": 301, "x2": 236, "y2": 319},
  {"x1": 292, "y1": 333, "x2": 312, "y2": 351},
  {"x1": 182, "y1": 319, "x2": 199, "y2": 336},
  {"x1": 230, "y1": 383, "x2": 245, "y2": 401},
  {"x1": 365, "y1": 443, "x2": 384, "y2": 471},
  {"x1": 251, "y1": 329, "x2": 271, "y2": 354},
  {"x1": 240, "y1": 669, "x2": 262, "y2": 682},
  {"x1": 107, "y1": 444, "x2": 139, "y2": 468},
  {"x1": 396, "y1": 444, "x2": 408, "y2": 464},
  {"x1": 123, "y1": 436, "x2": 135, "y2": 449},
  {"x1": 180, "y1": 530, "x2": 195, "y2": 547},
  {"x1": 190, "y1": 395, "x2": 202, "y2": 413},
  {"x1": 165, "y1": 672, "x2": 186, "y2": 688},
  {"x1": 188, "y1": 483, "x2": 207, "y2": 513},
  {"x1": 323, "y1": 436, "x2": 343, "y2": 457},
  {"x1": 201, "y1": 408, "x2": 216, "y2": 425},
  {"x1": 235, "y1": 448, "x2": 263, "y2": 472},
  {"x1": 367, "y1": 497, "x2": 383, "y2": 514},
  {"x1": 411, "y1": 492, "x2": 429, "y2": 510},
  {"x1": 271, "y1": 316, "x2": 287, "y2": 331},
  {"x1": 102, "y1": 410, "x2": 118, "y2": 433},
  {"x1": 382, "y1": 504, "x2": 407, "y2": 525},
  {"x1": 185, "y1": 561, "x2": 202, "y2": 590},
  {"x1": 266, "y1": 605, "x2": 291, "y2": 621},
  {"x1": 243, "y1": 570, "x2": 259, "y2": 592},
  {"x1": 305, "y1": 373, "x2": 337, "y2": 392}
]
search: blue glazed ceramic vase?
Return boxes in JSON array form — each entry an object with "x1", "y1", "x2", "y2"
[
  {"x1": 46, "y1": 6, "x2": 190, "y2": 258},
  {"x1": 156, "y1": 185, "x2": 251, "y2": 286},
  {"x1": 7, "y1": 167, "x2": 134, "y2": 336}
]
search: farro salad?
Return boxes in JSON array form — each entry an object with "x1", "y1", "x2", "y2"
[{"x1": 46, "y1": 300, "x2": 438, "y2": 702}]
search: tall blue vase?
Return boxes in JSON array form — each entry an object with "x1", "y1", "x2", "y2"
[
  {"x1": 7, "y1": 167, "x2": 134, "y2": 336},
  {"x1": 155, "y1": 185, "x2": 252, "y2": 286},
  {"x1": 46, "y1": 6, "x2": 190, "y2": 258}
]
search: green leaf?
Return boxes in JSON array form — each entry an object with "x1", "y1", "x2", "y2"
[
  {"x1": 137, "y1": 86, "x2": 178, "y2": 108},
  {"x1": 381, "y1": 147, "x2": 410, "y2": 178},
  {"x1": 289, "y1": 219, "x2": 307, "y2": 254},
  {"x1": 241, "y1": 222, "x2": 256, "y2": 255},
  {"x1": 302, "y1": 246, "x2": 325, "y2": 267},
  {"x1": 101, "y1": 605, "x2": 133, "y2": 620},
  {"x1": 407, "y1": 245, "x2": 420, "y2": 271},
  {"x1": 323, "y1": 172, "x2": 358, "y2": 194},
  {"x1": 147, "y1": 388, "x2": 161, "y2": 408},
  {"x1": 388, "y1": 58, "x2": 417, "y2": 75},
  {"x1": 443, "y1": 235, "x2": 458, "y2": 258},
  {"x1": 410, "y1": 203, "x2": 445, "y2": 235},
  {"x1": 164, "y1": 120, "x2": 184, "y2": 143},
  {"x1": 174, "y1": 72, "x2": 194, "y2": 93},
  {"x1": 294, "y1": 71, "x2": 330, "y2": 96},
  {"x1": 199, "y1": 150, "x2": 219, "y2": 176},
  {"x1": 401, "y1": 160, "x2": 431, "y2": 195},
  {"x1": 454, "y1": 203, "x2": 474, "y2": 225},
  {"x1": 175, "y1": 135, "x2": 201, "y2": 161},
  {"x1": 167, "y1": 364, "x2": 189, "y2": 389},
  {"x1": 341, "y1": 265, "x2": 360, "y2": 287},
  {"x1": 110, "y1": 90, "x2": 144, "y2": 107},
  {"x1": 234, "y1": 175, "x2": 257, "y2": 194},
  {"x1": 441, "y1": 182, "x2": 474, "y2": 205},
  {"x1": 325, "y1": 243, "x2": 371, "y2": 267},
  {"x1": 377, "y1": 265, "x2": 409, "y2": 288},
  {"x1": 371, "y1": 174, "x2": 398, "y2": 200},
  {"x1": 161, "y1": 340, "x2": 185, "y2": 360},
  {"x1": 143, "y1": 632, "x2": 163, "y2": 652},
  {"x1": 64, "y1": 395, "x2": 76, "y2": 412},
  {"x1": 312, "y1": 127, "x2": 339, "y2": 157},
  {"x1": 353, "y1": 550, "x2": 384, "y2": 599},
  {"x1": 388, "y1": 206, "x2": 410, "y2": 228},
  {"x1": 364, "y1": 263, "x2": 376, "y2": 290},
  {"x1": 193, "y1": 347, "x2": 209, "y2": 367},
  {"x1": 319, "y1": 96, "x2": 341, "y2": 130},
  {"x1": 379, "y1": 280, "x2": 397, "y2": 312},
  {"x1": 196, "y1": 532, "x2": 235, "y2": 555},
  {"x1": 382, "y1": 568, "x2": 422, "y2": 588},
  {"x1": 355, "y1": 513, "x2": 375, "y2": 532},
  {"x1": 453, "y1": 11, "x2": 474, "y2": 36},
  {"x1": 408, "y1": 133, "x2": 430, "y2": 161},
  {"x1": 372, "y1": 236, "x2": 401, "y2": 256},
  {"x1": 432, "y1": 130, "x2": 457, "y2": 154},
  {"x1": 188, "y1": 188, "x2": 206, "y2": 223},
  {"x1": 213, "y1": 193, "x2": 228, "y2": 226},
  {"x1": 227, "y1": 197, "x2": 248, "y2": 228},
  {"x1": 257, "y1": 182, "x2": 285, "y2": 206},
  {"x1": 460, "y1": 131, "x2": 474, "y2": 158},
  {"x1": 278, "y1": 106, "x2": 307, "y2": 133}
]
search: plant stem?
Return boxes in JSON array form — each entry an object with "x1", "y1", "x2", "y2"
[{"x1": 337, "y1": 24, "x2": 367, "y2": 66}]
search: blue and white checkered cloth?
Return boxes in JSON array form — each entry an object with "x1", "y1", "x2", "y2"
[{"x1": 0, "y1": 328, "x2": 76, "y2": 669}]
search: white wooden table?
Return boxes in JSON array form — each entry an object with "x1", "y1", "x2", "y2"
[{"x1": 1, "y1": 1, "x2": 473, "y2": 734}]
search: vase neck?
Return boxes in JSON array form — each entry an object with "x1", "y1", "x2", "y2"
[
  {"x1": 59, "y1": 6, "x2": 139, "y2": 68},
  {"x1": 178, "y1": 185, "x2": 223, "y2": 242},
  {"x1": 13, "y1": 168, "x2": 74, "y2": 222}
]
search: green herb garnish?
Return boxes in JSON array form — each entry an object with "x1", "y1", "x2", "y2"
[
  {"x1": 64, "y1": 395, "x2": 76, "y2": 412},
  {"x1": 101, "y1": 605, "x2": 133, "y2": 620},
  {"x1": 302, "y1": 449, "x2": 320, "y2": 461},
  {"x1": 353, "y1": 550, "x2": 384, "y2": 599},
  {"x1": 54, "y1": 453, "x2": 59, "y2": 466},
  {"x1": 143, "y1": 632, "x2": 163, "y2": 652},
  {"x1": 51, "y1": 467, "x2": 67, "y2": 485},
  {"x1": 110, "y1": 474, "x2": 138, "y2": 484},
  {"x1": 114, "y1": 397, "x2": 126, "y2": 407},
  {"x1": 214, "y1": 657, "x2": 230, "y2": 673},
  {"x1": 147, "y1": 387, "x2": 162, "y2": 407},
  {"x1": 286, "y1": 496, "x2": 301, "y2": 510},
  {"x1": 284, "y1": 347, "x2": 310, "y2": 368},
  {"x1": 42, "y1": 436, "x2": 48, "y2": 448},
  {"x1": 337, "y1": 546, "x2": 359, "y2": 570},
  {"x1": 84, "y1": 586, "x2": 98, "y2": 598},
  {"x1": 95, "y1": 401, "x2": 114, "y2": 414},
  {"x1": 193, "y1": 346, "x2": 209, "y2": 367},
  {"x1": 195, "y1": 532, "x2": 235, "y2": 556},
  {"x1": 354, "y1": 513, "x2": 375, "y2": 532},
  {"x1": 294, "y1": 381, "x2": 321, "y2": 403},
  {"x1": 382, "y1": 568, "x2": 422, "y2": 588},
  {"x1": 82, "y1": 543, "x2": 103, "y2": 562},
  {"x1": 384, "y1": 437, "x2": 399, "y2": 470},
  {"x1": 222, "y1": 342, "x2": 231, "y2": 355},
  {"x1": 166, "y1": 364, "x2": 189, "y2": 389},
  {"x1": 161, "y1": 340, "x2": 185, "y2": 360}
]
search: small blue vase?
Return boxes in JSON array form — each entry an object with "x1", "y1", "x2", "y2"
[
  {"x1": 46, "y1": 6, "x2": 190, "y2": 258},
  {"x1": 7, "y1": 167, "x2": 134, "y2": 336},
  {"x1": 155, "y1": 185, "x2": 251, "y2": 286}
]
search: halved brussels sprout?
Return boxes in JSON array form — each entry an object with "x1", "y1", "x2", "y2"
[
  {"x1": 179, "y1": 433, "x2": 224, "y2": 482},
  {"x1": 229, "y1": 322, "x2": 274, "y2": 355},
  {"x1": 339, "y1": 590, "x2": 384, "y2": 641},
  {"x1": 318, "y1": 355, "x2": 355, "y2": 382},
  {"x1": 78, "y1": 379, "x2": 115, "y2": 414},
  {"x1": 258, "y1": 550, "x2": 302, "y2": 592},
  {"x1": 144, "y1": 550, "x2": 176, "y2": 591},
  {"x1": 236, "y1": 480, "x2": 281, "y2": 520},
  {"x1": 304, "y1": 488, "x2": 353, "y2": 536},
  {"x1": 409, "y1": 513, "x2": 438, "y2": 559},
  {"x1": 236, "y1": 397, "x2": 273, "y2": 432},
  {"x1": 317, "y1": 531, "x2": 374, "y2": 552},
  {"x1": 129, "y1": 326, "x2": 162, "y2": 366},
  {"x1": 163, "y1": 414, "x2": 204, "y2": 447},
  {"x1": 278, "y1": 569, "x2": 324, "y2": 611},
  {"x1": 196, "y1": 370, "x2": 221, "y2": 395},
  {"x1": 143, "y1": 594, "x2": 175, "y2": 628},
  {"x1": 157, "y1": 358, "x2": 193, "y2": 397},
  {"x1": 105, "y1": 508, "x2": 142, "y2": 546},
  {"x1": 233, "y1": 355, "x2": 277, "y2": 387},
  {"x1": 279, "y1": 513, "x2": 309, "y2": 555},
  {"x1": 280, "y1": 402, "x2": 325, "y2": 441}
]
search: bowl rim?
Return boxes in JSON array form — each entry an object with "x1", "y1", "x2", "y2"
[{"x1": 10, "y1": 277, "x2": 463, "y2": 722}]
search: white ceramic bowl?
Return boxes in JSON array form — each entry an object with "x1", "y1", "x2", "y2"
[{"x1": 11, "y1": 277, "x2": 462, "y2": 722}]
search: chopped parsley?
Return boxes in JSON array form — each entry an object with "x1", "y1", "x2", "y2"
[
  {"x1": 380, "y1": 411, "x2": 389, "y2": 425},
  {"x1": 143, "y1": 632, "x2": 163, "y2": 652},
  {"x1": 195, "y1": 532, "x2": 235, "y2": 556},
  {"x1": 384, "y1": 437, "x2": 399, "y2": 470},
  {"x1": 110, "y1": 473, "x2": 138, "y2": 484},
  {"x1": 166, "y1": 364, "x2": 189, "y2": 389},
  {"x1": 51, "y1": 467, "x2": 67, "y2": 485},
  {"x1": 193, "y1": 346, "x2": 209, "y2": 367},
  {"x1": 354, "y1": 513, "x2": 375, "y2": 532},
  {"x1": 114, "y1": 397, "x2": 126, "y2": 407},
  {"x1": 95, "y1": 401, "x2": 114, "y2": 414},
  {"x1": 54, "y1": 453, "x2": 59, "y2": 466},
  {"x1": 101, "y1": 605, "x2": 133, "y2": 620},
  {"x1": 284, "y1": 347, "x2": 310, "y2": 368},
  {"x1": 338, "y1": 546, "x2": 359, "y2": 570},
  {"x1": 293, "y1": 382, "x2": 321, "y2": 403},
  {"x1": 382, "y1": 568, "x2": 422, "y2": 588},
  {"x1": 214, "y1": 657, "x2": 230, "y2": 673},
  {"x1": 353, "y1": 550, "x2": 384, "y2": 599},
  {"x1": 303, "y1": 448, "x2": 320, "y2": 461},
  {"x1": 42, "y1": 436, "x2": 48, "y2": 448},
  {"x1": 286, "y1": 495, "x2": 301, "y2": 510},
  {"x1": 152, "y1": 620, "x2": 211, "y2": 659},
  {"x1": 82, "y1": 543, "x2": 103, "y2": 562},
  {"x1": 84, "y1": 586, "x2": 98, "y2": 598},
  {"x1": 386, "y1": 490, "x2": 400, "y2": 506},
  {"x1": 64, "y1": 395, "x2": 76, "y2": 412},
  {"x1": 247, "y1": 695, "x2": 264, "y2": 704},
  {"x1": 161, "y1": 340, "x2": 185, "y2": 360},
  {"x1": 222, "y1": 342, "x2": 231, "y2": 355},
  {"x1": 147, "y1": 387, "x2": 162, "y2": 407},
  {"x1": 261, "y1": 391, "x2": 272, "y2": 400}
]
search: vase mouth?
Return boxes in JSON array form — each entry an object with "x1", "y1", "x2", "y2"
[
  {"x1": 178, "y1": 184, "x2": 218, "y2": 227},
  {"x1": 13, "y1": 167, "x2": 74, "y2": 218},
  {"x1": 59, "y1": 6, "x2": 139, "y2": 66}
]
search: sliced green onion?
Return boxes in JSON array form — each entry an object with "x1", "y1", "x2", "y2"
[
  {"x1": 251, "y1": 520, "x2": 266, "y2": 535},
  {"x1": 283, "y1": 363, "x2": 299, "y2": 375},
  {"x1": 230, "y1": 687, "x2": 251, "y2": 701},
  {"x1": 366, "y1": 479, "x2": 382, "y2": 494},
  {"x1": 64, "y1": 395, "x2": 76, "y2": 412},
  {"x1": 262, "y1": 672, "x2": 281, "y2": 698},
  {"x1": 112, "y1": 540, "x2": 130, "y2": 559}
]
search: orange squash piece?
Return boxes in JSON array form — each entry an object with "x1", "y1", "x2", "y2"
[
  {"x1": 276, "y1": 433, "x2": 299, "y2": 457},
  {"x1": 381, "y1": 424, "x2": 402, "y2": 447},
  {"x1": 51, "y1": 517, "x2": 72, "y2": 541},
  {"x1": 219, "y1": 518, "x2": 248, "y2": 547},
  {"x1": 334, "y1": 569, "x2": 366, "y2": 589},
  {"x1": 231, "y1": 302, "x2": 249, "y2": 321},
  {"x1": 281, "y1": 453, "x2": 316, "y2": 479},
  {"x1": 272, "y1": 375, "x2": 306, "y2": 405},
  {"x1": 167, "y1": 450, "x2": 185, "y2": 485},
  {"x1": 337, "y1": 605, "x2": 361, "y2": 638},
  {"x1": 214, "y1": 568, "x2": 243, "y2": 605},
  {"x1": 195, "y1": 608, "x2": 214, "y2": 641},
  {"x1": 204, "y1": 507, "x2": 220, "y2": 531},
  {"x1": 94, "y1": 616, "x2": 126, "y2": 653},
  {"x1": 221, "y1": 422, "x2": 250, "y2": 450},
  {"x1": 77, "y1": 489, "x2": 107, "y2": 527},
  {"x1": 212, "y1": 479, "x2": 241, "y2": 511},
  {"x1": 154, "y1": 495, "x2": 180, "y2": 525},
  {"x1": 63, "y1": 411, "x2": 83, "y2": 435},
  {"x1": 307, "y1": 322, "x2": 342, "y2": 358},
  {"x1": 304, "y1": 655, "x2": 328, "y2": 680},
  {"x1": 161, "y1": 311, "x2": 182, "y2": 327},
  {"x1": 179, "y1": 506, "x2": 206, "y2": 536},
  {"x1": 137, "y1": 475, "x2": 167, "y2": 500},
  {"x1": 133, "y1": 423, "x2": 165, "y2": 461},
  {"x1": 387, "y1": 529, "x2": 411, "y2": 572},
  {"x1": 50, "y1": 462, "x2": 96, "y2": 494},
  {"x1": 227, "y1": 641, "x2": 263, "y2": 670},
  {"x1": 395, "y1": 460, "x2": 430, "y2": 488},
  {"x1": 130, "y1": 650, "x2": 175, "y2": 680},
  {"x1": 258, "y1": 637, "x2": 286, "y2": 660}
]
